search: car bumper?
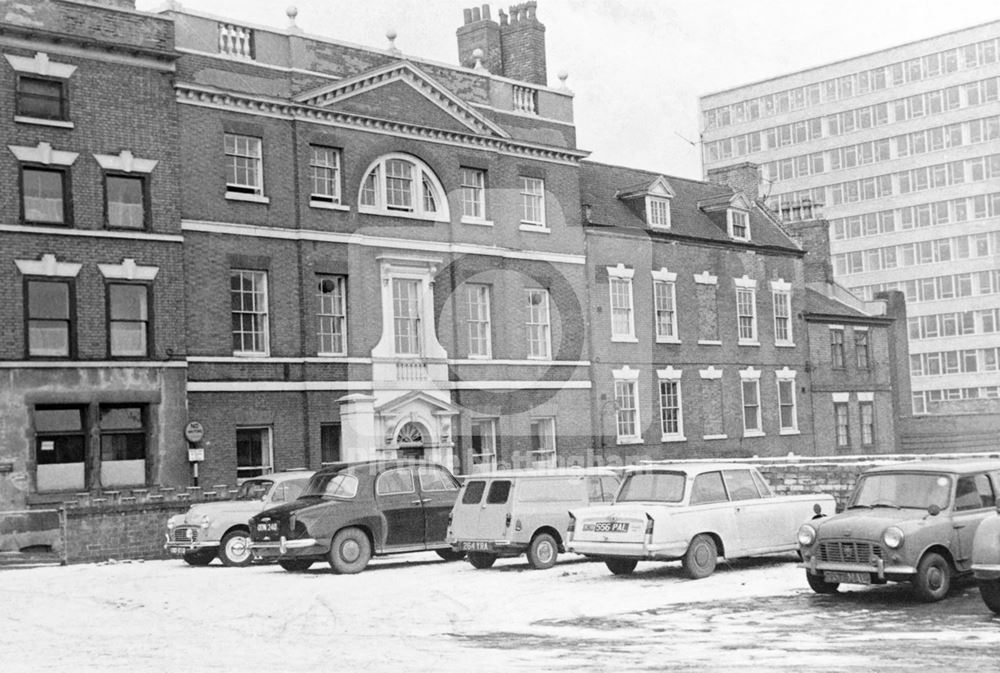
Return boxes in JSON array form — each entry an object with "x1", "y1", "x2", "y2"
[
  {"x1": 249, "y1": 537, "x2": 324, "y2": 559},
  {"x1": 800, "y1": 556, "x2": 917, "y2": 581},
  {"x1": 972, "y1": 563, "x2": 1000, "y2": 580},
  {"x1": 566, "y1": 539, "x2": 685, "y2": 560},
  {"x1": 450, "y1": 540, "x2": 526, "y2": 556}
]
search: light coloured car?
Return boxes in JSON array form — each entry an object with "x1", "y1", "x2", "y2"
[
  {"x1": 447, "y1": 468, "x2": 620, "y2": 570},
  {"x1": 165, "y1": 470, "x2": 314, "y2": 567},
  {"x1": 800, "y1": 459, "x2": 1000, "y2": 602},
  {"x1": 566, "y1": 462, "x2": 835, "y2": 578},
  {"x1": 972, "y1": 509, "x2": 1000, "y2": 614}
]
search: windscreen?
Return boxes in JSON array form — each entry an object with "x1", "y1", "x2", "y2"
[
  {"x1": 616, "y1": 472, "x2": 686, "y2": 503},
  {"x1": 850, "y1": 472, "x2": 952, "y2": 510},
  {"x1": 234, "y1": 479, "x2": 273, "y2": 501}
]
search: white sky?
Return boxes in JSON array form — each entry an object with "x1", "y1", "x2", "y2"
[{"x1": 138, "y1": 0, "x2": 1000, "y2": 178}]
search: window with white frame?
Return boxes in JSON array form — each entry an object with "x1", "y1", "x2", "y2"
[
  {"x1": 529, "y1": 417, "x2": 556, "y2": 465},
  {"x1": 309, "y1": 146, "x2": 341, "y2": 205},
  {"x1": 613, "y1": 366, "x2": 641, "y2": 444},
  {"x1": 740, "y1": 369, "x2": 763, "y2": 435},
  {"x1": 526, "y1": 288, "x2": 551, "y2": 359},
  {"x1": 777, "y1": 370, "x2": 798, "y2": 433},
  {"x1": 27, "y1": 278, "x2": 73, "y2": 358},
  {"x1": 466, "y1": 284, "x2": 492, "y2": 358},
  {"x1": 236, "y1": 427, "x2": 273, "y2": 479},
  {"x1": 231, "y1": 269, "x2": 269, "y2": 355},
  {"x1": 224, "y1": 133, "x2": 263, "y2": 197},
  {"x1": 608, "y1": 265, "x2": 635, "y2": 341},
  {"x1": 657, "y1": 368, "x2": 684, "y2": 441},
  {"x1": 317, "y1": 275, "x2": 346, "y2": 355},
  {"x1": 735, "y1": 278, "x2": 758, "y2": 344},
  {"x1": 771, "y1": 280, "x2": 793, "y2": 345},
  {"x1": 519, "y1": 176, "x2": 546, "y2": 227},
  {"x1": 647, "y1": 196, "x2": 671, "y2": 228},
  {"x1": 470, "y1": 418, "x2": 497, "y2": 472},
  {"x1": 860, "y1": 401, "x2": 875, "y2": 446},
  {"x1": 392, "y1": 278, "x2": 422, "y2": 355},
  {"x1": 6, "y1": 52, "x2": 77, "y2": 125},
  {"x1": 834, "y1": 402, "x2": 850, "y2": 450},
  {"x1": 729, "y1": 209, "x2": 750, "y2": 240},
  {"x1": 359, "y1": 154, "x2": 448, "y2": 220},
  {"x1": 460, "y1": 167, "x2": 486, "y2": 221},
  {"x1": 108, "y1": 283, "x2": 150, "y2": 358},
  {"x1": 653, "y1": 268, "x2": 678, "y2": 342}
]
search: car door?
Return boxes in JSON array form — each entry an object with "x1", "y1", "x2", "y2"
[
  {"x1": 417, "y1": 466, "x2": 460, "y2": 545},
  {"x1": 375, "y1": 467, "x2": 425, "y2": 548},
  {"x1": 479, "y1": 479, "x2": 513, "y2": 541},
  {"x1": 688, "y1": 471, "x2": 738, "y2": 553},
  {"x1": 723, "y1": 469, "x2": 773, "y2": 554},
  {"x1": 951, "y1": 472, "x2": 997, "y2": 568}
]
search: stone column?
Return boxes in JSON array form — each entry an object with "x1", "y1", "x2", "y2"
[{"x1": 338, "y1": 394, "x2": 378, "y2": 462}]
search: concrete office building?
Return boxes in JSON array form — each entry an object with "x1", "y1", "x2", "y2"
[{"x1": 699, "y1": 20, "x2": 1000, "y2": 420}]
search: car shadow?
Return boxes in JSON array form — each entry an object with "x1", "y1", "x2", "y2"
[{"x1": 586, "y1": 553, "x2": 800, "y2": 581}]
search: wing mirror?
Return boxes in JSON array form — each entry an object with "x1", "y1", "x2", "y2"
[{"x1": 927, "y1": 504, "x2": 941, "y2": 517}]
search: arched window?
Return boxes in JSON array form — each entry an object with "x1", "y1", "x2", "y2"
[{"x1": 358, "y1": 153, "x2": 449, "y2": 221}]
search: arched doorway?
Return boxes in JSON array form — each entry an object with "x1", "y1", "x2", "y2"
[{"x1": 395, "y1": 421, "x2": 426, "y2": 459}]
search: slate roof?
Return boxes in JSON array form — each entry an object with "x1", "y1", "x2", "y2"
[
  {"x1": 580, "y1": 161, "x2": 802, "y2": 253},
  {"x1": 804, "y1": 287, "x2": 874, "y2": 320}
]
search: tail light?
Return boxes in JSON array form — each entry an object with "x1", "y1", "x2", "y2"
[
  {"x1": 645, "y1": 514, "x2": 654, "y2": 535},
  {"x1": 447, "y1": 511, "x2": 453, "y2": 526},
  {"x1": 567, "y1": 513, "x2": 576, "y2": 533},
  {"x1": 505, "y1": 513, "x2": 512, "y2": 528}
]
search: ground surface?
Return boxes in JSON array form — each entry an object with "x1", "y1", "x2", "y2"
[{"x1": 2, "y1": 552, "x2": 998, "y2": 672}]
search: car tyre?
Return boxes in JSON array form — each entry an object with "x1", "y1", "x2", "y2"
[
  {"x1": 682, "y1": 534, "x2": 718, "y2": 579},
  {"x1": 328, "y1": 527, "x2": 372, "y2": 574},
  {"x1": 605, "y1": 558, "x2": 638, "y2": 576},
  {"x1": 435, "y1": 548, "x2": 465, "y2": 562},
  {"x1": 219, "y1": 530, "x2": 253, "y2": 567},
  {"x1": 527, "y1": 533, "x2": 558, "y2": 570},
  {"x1": 279, "y1": 559, "x2": 314, "y2": 572},
  {"x1": 182, "y1": 548, "x2": 215, "y2": 566},
  {"x1": 913, "y1": 552, "x2": 951, "y2": 602},
  {"x1": 978, "y1": 579, "x2": 1000, "y2": 614},
  {"x1": 467, "y1": 552, "x2": 497, "y2": 569},
  {"x1": 806, "y1": 570, "x2": 839, "y2": 594}
]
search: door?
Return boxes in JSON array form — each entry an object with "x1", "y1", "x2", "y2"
[
  {"x1": 723, "y1": 469, "x2": 774, "y2": 554},
  {"x1": 417, "y1": 466, "x2": 460, "y2": 545},
  {"x1": 688, "y1": 471, "x2": 738, "y2": 554},
  {"x1": 375, "y1": 467, "x2": 424, "y2": 548},
  {"x1": 479, "y1": 479, "x2": 514, "y2": 540}
]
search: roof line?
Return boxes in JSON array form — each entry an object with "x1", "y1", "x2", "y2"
[{"x1": 581, "y1": 159, "x2": 730, "y2": 190}]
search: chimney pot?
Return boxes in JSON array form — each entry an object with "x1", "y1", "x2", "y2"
[
  {"x1": 472, "y1": 7, "x2": 481, "y2": 21},
  {"x1": 463, "y1": 8, "x2": 473, "y2": 24}
]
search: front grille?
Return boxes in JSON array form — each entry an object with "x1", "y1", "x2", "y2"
[
  {"x1": 817, "y1": 540, "x2": 883, "y2": 564},
  {"x1": 171, "y1": 527, "x2": 199, "y2": 543}
]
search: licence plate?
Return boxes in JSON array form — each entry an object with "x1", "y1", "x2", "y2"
[
  {"x1": 257, "y1": 522, "x2": 278, "y2": 532},
  {"x1": 825, "y1": 570, "x2": 871, "y2": 584},
  {"x1": 461, "y1": 541, "x2": 490, "y2": 551},
  {"x1": 168, "y1": 547, "x2": 185, "y2": 555},
  {"x1": 593, "y1": 521, "x2": 629, "y2": 533}
]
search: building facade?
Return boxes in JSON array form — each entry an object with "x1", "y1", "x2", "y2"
[{"x1": 699, "y1": 21, "x2": 1000, "y2": 418}]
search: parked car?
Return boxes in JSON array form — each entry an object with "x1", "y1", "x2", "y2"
[
  {"x1": 165, "y1": 470, "x2": 314, "y2": 567},
  {"x1": 447, "y1": 467, "x2": 620, "y2": 570},
  {"x1": 972, "y1": 509, "x2": 1000, "y2": 613},
  {"x1": 566, "y1": 462, "x2": 835, "y2": 578},
  {"x1": 248, "y1": 459, "x2": 463, "y2": 574},
  {"x1": 799, "y1": 459, "x2": 1000, "y2": 602}
]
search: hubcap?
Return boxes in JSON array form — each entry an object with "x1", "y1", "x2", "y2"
[
  {"x1": 927, "y1": 566, "x2": 944, "y2": 591},
  {"x1": 341, "y1": 539, "x2": 361, "y2": 563},
  {"x1": 227, "y1": 536, "x2": 249, "y2": 560},
  {"x1": 696, "y1": 543, "x2": 710, "y2": 566},
  {"x1": 538, "y1": 541, "x2": 554, "y2": 564}
]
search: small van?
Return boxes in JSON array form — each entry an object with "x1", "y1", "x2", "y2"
[{"x1": 446, "y1": 468, "x2": 620, "y2": 570}]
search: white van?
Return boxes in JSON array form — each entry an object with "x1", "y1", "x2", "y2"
[{"x1": 446, "y1": 468, "x2": 620, "y2": 569}]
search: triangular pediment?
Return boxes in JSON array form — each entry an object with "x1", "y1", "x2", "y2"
[
  {"x1": 295, "y1": 61, "x2": 509, "y2": 138},
  {"x1": 699, "y1": 191, "x2": 751, "y2": 212},
  {"x1": 375, "y1": 390, "x2": 461, "y2": 416},
  {"x1": 616, "y1": 175, "x2": 675, "y2": 200}
]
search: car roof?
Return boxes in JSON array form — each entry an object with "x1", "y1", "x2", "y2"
[
  {"x1": 629, "y1": 462, "x2": 759, "y2": 475},
  {"x1": 313, "y1": 459, "x2": 450, "y2": 477},
  {"x1": 863, "y1": 459, "x2": 1000, "y2": 475},
  {"x1": 460, "y1": 467, "x2": 619, "y2": 480},
  {"x1": 245, "y1": 470, "x2": 316, "y2": 482}
]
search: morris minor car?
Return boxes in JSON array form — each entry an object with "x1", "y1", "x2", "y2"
[
  {"x1": 799, "y1": 459, "x2": 1000, "y2": 602},
  {"x1": 165, "y1": 470, "x2": 314, "y2": 566},
  {"x1": 566, "y1": 462, "x2": 834, "y2": 578},
  {"x1": 248, "y1": 459, "x2": 463, "y2": 574}
]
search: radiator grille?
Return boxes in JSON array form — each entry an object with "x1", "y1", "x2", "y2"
[{"x1": 817, "y1": 540, "x2": 883, "y2": 564}]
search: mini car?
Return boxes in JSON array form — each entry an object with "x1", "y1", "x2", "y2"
[
  {"x1": 799, "y1": 459, "x2": 1000, "y2": 602},
  {"x1": 566, "y1": 462, "x2": 834, "y2": 578},
  {"x1": 165, "y1": 470, "x2": 314, "y2": 567},
  {"x1": 248, "y1": 459, "x2": 462, "y2": 573},
  {"x1": 447, "y1": 467, "x2": 620, "y2": 569}
]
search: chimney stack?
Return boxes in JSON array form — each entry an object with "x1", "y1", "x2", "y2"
[
  {"x1": 705, "y1": 162, "x2": 762, "y2": 202},
  {"x1": 457, "y1": 4, "x2": 502, "y2": 74},
  {"x1": 457, "y1": 2, "x2": 547, "y2": 86}
]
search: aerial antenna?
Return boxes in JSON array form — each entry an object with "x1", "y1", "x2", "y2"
[{"x1": 673, "y1": 130, "x2": 701, "y2": 146}]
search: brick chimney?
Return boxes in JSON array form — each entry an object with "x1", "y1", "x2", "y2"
[
  {"x1": 785, "y1": 215, "x2": 834, "y2": 284},
  {"x1": 456, "y1": 4, "x2": 502, "y2": 74},
  {"x1": 706, "y1": 162, "x2": 762, "y2": 202},
  {"x1": 457, "y1": 2, "x2": 547, "y2": 86}
]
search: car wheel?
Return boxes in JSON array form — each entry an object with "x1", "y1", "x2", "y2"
[
  {"x1": 527, "y1": 533, "x2": 558, "y2": 570},
  {"x1": 913, "y1": 552, "x2": 951, "y2": 602},
  {"x1": 806, "y1": 570, "x2": 839, "y2": 594},
  {"x1": 605, "y1": 558, "x2": 638, "y2": 576},
  {"x1": 219, "y1": 530, "x2": 253, "y2": 567},
  {"x1": 978, "y1": 579, "x2": 1000, "y2": 614},
  {"x1": 682, "y1": 534, "x2": 718, "y2": 579},
  {"x1": 328, "y1": 527, "x2": 372, "y2": 574},
  {"x1": 182, "y1": 549, "x2": 215, "y2": 566},
  {"x1": 435, "y1": 548, "x2": 465, "y2": 562},
  {"x1": 467, "y1": 552, "x2": 497, "y2": 569},
  {"x1": 279, "y1": 559, "x2": 314, "y2": 572}
]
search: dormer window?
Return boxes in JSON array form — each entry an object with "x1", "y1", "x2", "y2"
[
  {"x1": 647, "y1": 197, "x2": 671, "y2": 229},
  {"x1": 358, "y1": 153, "x2": 449, "y2": 222},
  {"x1": 728, "y1": 209, "x2": 750, "y2": 241},
  {"x1": 617, "y1": 175, "x2": 675, "y2": 230}
]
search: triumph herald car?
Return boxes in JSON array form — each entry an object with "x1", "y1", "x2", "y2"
[
  {"x1": 248, "y1": 459, "x2": 463, "y2": 573},
  {"x1": 566, "y1": 462, "x2": 835, "y2": 579},
  {"x1": 165, "y1": 470, "x2": 314, "y2": 567},
  {"x1": 799, "y1": 459, "x2": 1000, "y2": 602}
]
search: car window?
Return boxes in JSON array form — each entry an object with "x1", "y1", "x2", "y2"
[
  {"x1": 750, "y1": 469, "x2": 774, "y2": 498},
  {"x1": 586, "y1": 477, "x2": 604, "y2": 502},
  {"x1": 462, "y1": 480, "x2": 486, "y2": 505},
  {"x1": 376, "y1": 468, "x2": 415, "y2": 496},
  {"x1": 283, "y1": 478, "x2": 308, "y2": 502},
  {"x1": 601, "y1": 476, "x2": 620, "y2": 502},
  {"x1": 235, "y1": 479, "x2": 273, "y2": 501},
  {"x1": 617, "y1": 472, "x2": 685, "y2": 503},
  {"x1": 852, "y1": 472, "x2": 951, "y2": 510},
  {"x1": 323, "y1": 474, "x2": 358, "y2": 499},
  {"x1": 689, "y1": 472, "x2": 728, "y2": 505},
  {"x1": 486, "y1": 480, "x2": 511, "y2": 504},
  {"x1": 418, "y1": 466, "x2": 458, "y2": 492},
  {"x1": 955, "y1": 474, "x2": 994, "y2": 511},
  {"x1": 723, "y1": 469, "x2": 761, "y2": 501}
]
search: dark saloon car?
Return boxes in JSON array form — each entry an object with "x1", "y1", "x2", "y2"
[{"x1": 248, "y1": 460, "x2": 463, "y2": 574}]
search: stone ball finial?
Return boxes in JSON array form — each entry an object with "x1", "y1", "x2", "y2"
[
  {"x1": 286, "y1": 5, "x2": 298, "y2": 19},
  {"x1": 472, "y1": 47, "x2": 484, "y2": 60},
  {"x1": 386, "y1": 28, "x2": 397, "y2": 41},
  {"x1": 557, "y1": 70, "x2": 569, "y2": 90}
]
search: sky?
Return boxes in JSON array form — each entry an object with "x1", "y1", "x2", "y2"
[{"x1": 137, "y1": 0, "x2": 1000, "y2": 179}]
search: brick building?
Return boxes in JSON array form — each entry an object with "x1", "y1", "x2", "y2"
[{"x1": 0, "y1": 0, "x2": 187, "y2": 509}]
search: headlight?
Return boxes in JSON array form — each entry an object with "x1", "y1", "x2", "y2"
[
  {"x1": 797, "y1": 523, "x2": 816, "y2": 547},
  {"x1": 883, "y1": 526, "x2": 904, "y2": 549},
  {"x1": 166, "y1": 516, "x2": 179, "y2": 530},
  {"x1": 198, "y1": 514, "x2": 211, "y2": 529}
]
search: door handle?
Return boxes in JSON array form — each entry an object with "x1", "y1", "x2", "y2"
[{"x1": 411, "y1": 498, "x2": 431, "y2": 505}]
